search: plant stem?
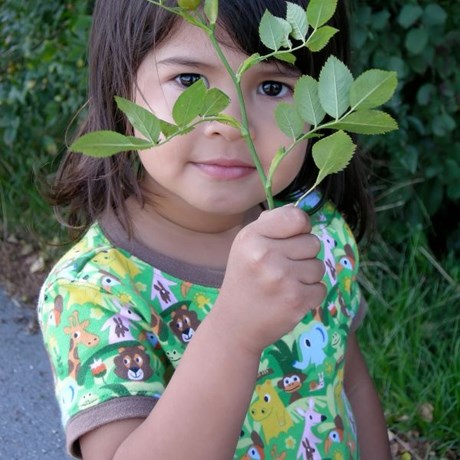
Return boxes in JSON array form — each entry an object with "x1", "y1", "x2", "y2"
[{"x1": 207, "y1": 32, "x2": 275, "y2": 209}]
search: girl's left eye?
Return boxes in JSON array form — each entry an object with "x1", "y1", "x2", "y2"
[{"x1": 258, "y1": 81, "x2": 291, "y2": 97}]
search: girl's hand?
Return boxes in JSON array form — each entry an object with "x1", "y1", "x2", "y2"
[{"x1": 211, "y1": 205, "x2": 326, "y2": 356}]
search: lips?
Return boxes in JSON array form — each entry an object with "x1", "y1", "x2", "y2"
[{"x1": 193, "y1": 159, "x2": 256, "y2": 180}]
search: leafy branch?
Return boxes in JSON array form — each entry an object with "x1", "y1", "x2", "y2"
[{"x1": 70, "y1": 0, "x2": 398, "y2": 210}]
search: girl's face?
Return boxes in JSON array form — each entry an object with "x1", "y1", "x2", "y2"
[{"x1": 134, "y1": 21, "x2": 308, "y2": 228}]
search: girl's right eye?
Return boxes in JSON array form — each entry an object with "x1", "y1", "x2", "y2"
[{"x1": 175, "y1": 73, "x2": 205, "y2": 88}]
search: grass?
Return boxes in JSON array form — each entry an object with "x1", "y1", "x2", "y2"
[{"x1": 359, "y1": 232, "x2": 460, "y2": 457}]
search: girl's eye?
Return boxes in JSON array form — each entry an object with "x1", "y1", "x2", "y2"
[
  {"x1": 259, "y1": 80, "x2": 290, "y2": 97},
  {"x1": 176, "y1": 73, "x2": 205, "y2": 88}
]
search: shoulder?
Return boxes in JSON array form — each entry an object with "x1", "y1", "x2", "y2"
[
  {"x1": 37, "y1": 223, "x2": 149, "y2": 329},
  {"x1": 43, "y1": 223, "x2": 145, "y2": 289}
]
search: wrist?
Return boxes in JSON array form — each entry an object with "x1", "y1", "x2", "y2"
[{"x1": 205, "y1": 301, "x2": 263, "y2": 361}]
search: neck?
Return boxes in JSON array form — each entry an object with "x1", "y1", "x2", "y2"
[{"x1": 125, "y1": 195, "x2": 262, "y2": 269}]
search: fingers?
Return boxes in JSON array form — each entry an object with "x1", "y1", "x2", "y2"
[
  {"x1": 256, "y1": 205, "x2": 312, "y2": 239},
  {"x1": 294, "y1": 259, "x2": 326, "y2": 285},
  {"x1": 280, "y1": 233, "x2": 322, "y2": 261}
]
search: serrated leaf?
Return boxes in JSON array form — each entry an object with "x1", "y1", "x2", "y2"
[
  {"x1": 286, "y1": 2, "x2": 309, "y2": 41},
  {"x1": 70, "y1": 131, "x2": 153, "y2": 157},
  {"x1": 159, "y1": 119, "x2": 179, "y2": 138},
  {"x1": 306, "y1": 25, "x2": 338, "y2": 52},
  {"x1": 333, "y1": 110, "x2": 398, "y2": 134},
  {"x1": 307, "y1": 0, "x2": 338, "y2": 28},
  {"x1": 312, "y1": 130, "x2": 355, "y2": 186},
  {"x1": 259, "y1": 11, "x2": 292, "y2": 51},
  {"x1": 349, "y1": 70, "x2": 398, "y2": 110},
  {"x1": 172, "y1": 79, "x2": 206, "y2": 126},
  {"x1": 294, "y1": 75, "x2": 326, "y2": 126},
  {"x1": 275, "y1": 102, "x2": 304, "y2": 139},
  {"x1": 273, "y1": 52, "x2": 296, "y2": 64},
  {"x1": 115, "y1": 96, "x2": 161, "y2": 143},
  {"x1": 318, "y1": 56, "x2": 354, "y2": 119},
  {"x1": 201, "y1": 88, "x2": 230, "y2": 116}
]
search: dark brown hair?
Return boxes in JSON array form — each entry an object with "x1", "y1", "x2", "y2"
[{"x1": 49, "y1": 0, "x2": 374, "y2": 241}]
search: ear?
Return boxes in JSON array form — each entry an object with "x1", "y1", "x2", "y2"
[
  {"x1": 118, "y1": 347, "x2": 125, "y2": 353},
  {"x1": 309, "y1": 398, "x2": 314, "y2": 410}
]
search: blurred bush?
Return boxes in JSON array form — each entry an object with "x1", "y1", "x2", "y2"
[
  {"x1": 0, "y1": 1, "x2": 92, "y2": 238},
  {"x1": 350, "y1": 0, "x2": 460, "y2": 257},
  {"x1": 1, "y1": 0, "x2": 459, "y2": 259}
]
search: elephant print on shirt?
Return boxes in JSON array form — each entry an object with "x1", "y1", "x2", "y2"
[{"x1": 293, "y1": 322, "x2": 328, "y2": 370}]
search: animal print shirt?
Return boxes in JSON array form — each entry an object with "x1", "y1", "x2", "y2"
[{"x1": 38, "y1": 193, "x2": 365, "y2": 459}]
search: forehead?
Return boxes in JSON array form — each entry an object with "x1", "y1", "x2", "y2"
[
  {"x1": 154, "y1": 21, "x2": 239, "y2": 61},
  {"x1": 151, "y1": 20, "x2": 299, "y2": 77}
]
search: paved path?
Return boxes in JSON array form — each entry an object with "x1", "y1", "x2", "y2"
[{"x1": 0, "y1": 289, "x2": 69, "y2": 459}]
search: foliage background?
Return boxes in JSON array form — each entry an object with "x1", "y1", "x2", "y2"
[
  {"x1": 1, "y1": 0, "x2": 459, "y2": 457},
  {"x1": 350, "y1": 0, "x2": 460, "y2": 257}
]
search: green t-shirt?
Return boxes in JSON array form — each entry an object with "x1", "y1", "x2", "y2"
[{"x1": 38, "y1": 194, "x2": 364, "y2": 459}]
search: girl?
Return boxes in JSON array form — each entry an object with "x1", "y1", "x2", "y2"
[{"x1": 38, "y1": 0, "x2": 391, "y2": 459}]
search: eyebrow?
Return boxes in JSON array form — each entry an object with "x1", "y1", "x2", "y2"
[{"x1": 155, "y1": 56, "x2": 301, "y2": 78}]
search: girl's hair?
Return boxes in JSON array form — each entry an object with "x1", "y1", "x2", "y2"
[{"x1": 49, "y1": 0, "x2": 374, "y2": 241}]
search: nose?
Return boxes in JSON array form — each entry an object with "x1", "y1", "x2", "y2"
[{"x1": 203, "y1": 91, "x2": 255, "y2": 141}]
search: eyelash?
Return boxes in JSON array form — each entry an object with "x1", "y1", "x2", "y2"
[{"x1": 175, "y1": 73, "x2": 292, "y2": 98}]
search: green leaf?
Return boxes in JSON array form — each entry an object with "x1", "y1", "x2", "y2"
[
  {"x1": 416, "y1": 83, "x2": 436, "y2": 106},
  {"x1": 286, "y1": 2, "x2": 308, "y2": 41},
  {"x1": 275, "y1": 102, "x2": 304, "y2": 139},
  {"x1": 160, "y1": 119, "x2": 179, "y2": 138},
  {"x1": 349, "y1": 70, "x2": 398, "y2": 110},
  {"x1": 405, "y1": 28, "x2": 429, "y2": 55},
  {"x1": 307, "y1": 0, "x2": 338, "y2": 28},
  {"x1": 259, "y1": 10, "x2": 292, "y2": 51},
  {"x1": 306, "y1": 26, "x2": 338, "y2": 52},
  {"x1": 70, "y1": 131, "x2": 153, "y2": 157},
  {"x1": 294, "y1": 75, "x2": 326, "y2": 126},
  {"x1": 172, "y1": 79, "x2": 206, "y2": 126},
  {"x1": 115, "y1": 96, "x2": 161, "y2": 143},
  {"x1": 237, "y1": 53, "x2": 262, "y2": 77},
  {"x1": 397, "y1": 5, "x2": 423, "y2": 29},
  {"x1": 312, "y1": 130, "x2": 355, "y2": 186},
  {"x1": 273, "y1": 52, "x2": 296, "y2": 64},
  {"x1": 318, "y1": 55, "x2": 354, "y2": 119},
  {"x1": 333, "y1": 110, "x2": 398, "y2": 135},
  {"x1": 201, "y1": 88, "x2": 230, "y2": 116},
  {"x1": 204, "y1": 0, "x2": 218, "y2": 25},
  {"x1": 422, "y1": 4, "x2": 447, "y2": 27}
]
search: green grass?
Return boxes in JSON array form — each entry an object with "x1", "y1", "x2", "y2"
[{"x1": 359, "y1": 233, "x2": 460, "y2": 456}]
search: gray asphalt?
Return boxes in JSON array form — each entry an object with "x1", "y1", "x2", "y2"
[{"x1": 0, "y1": 288, "x2": 69, "y2": 459}]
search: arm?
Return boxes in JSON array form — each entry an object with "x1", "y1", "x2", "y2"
[
  {"x1": 82, "y1": 316, "x2": 262, "y2": 460},
  {"x1": 80, "y1": 206, "x2": 326, "y2": 460},
  {"x1": 344, "y1": 332, "x2": 391, "y2": 460}
]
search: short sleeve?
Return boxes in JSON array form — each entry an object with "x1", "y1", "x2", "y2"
[
  {"x1": 349, "y1": 291, "x2": 367, "y2": 332},
  {"x1": 38, "y1": 266, "x2": 168, "y2": 457}
]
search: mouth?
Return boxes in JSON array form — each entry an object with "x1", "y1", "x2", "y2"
[{"x1": 192, "y1": 159, "x2": 256, "y2": 180}]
